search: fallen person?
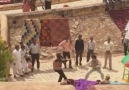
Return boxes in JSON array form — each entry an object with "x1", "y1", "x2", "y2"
[
  {"x1": 61, "y1": 79, "x2": 100, "y2": 90},
  {"x1": 60, "y1": 75, "x2": 129, "y2": 90}
]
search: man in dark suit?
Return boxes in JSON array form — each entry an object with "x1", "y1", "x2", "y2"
[{"x1": 75, "y1": 34, "x2": 84, "y2": 66}]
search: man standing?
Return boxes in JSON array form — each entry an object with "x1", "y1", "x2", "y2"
[
  {"x1": 85, "y1": 55, "x2": 104, "y2": 80},
  {"x1": 30, "y1": 0, "x2": 36, "y2": 11},
  {"x1": 19, "y1": 41, "x2": 29, "y2": 52},
  {"x1": 124, "y1": 21, "x2": 129, "y2": 55},
  {"x1": 59, "y1": 36, "x2": 72, "y2": 69},
  {"x1": 20, "y1": 45, "x2": 29, "y2": 74},
  {"x1": 12, "y1": 45, "x2": 24, "y2": 78},
  {"x1": 30, "y1": 39, "x2": 40, "y2": 71},
  {"x1": 103, "y1": 0, "x2": 115, "y2": 10},
  {"x1": 87, "y1": 36, "x2": 96, "y2": 62},
  {"x1": 75, "y1": 34, "x2": 84, "y2": 66},
  {"x1": 45, "y1": 0, "x2": 52, "y2": 9},
  {"x1": 53, "y1": 53, "x2": 67, "y2": 82},
  {"x1": 103, "y1": 37, "x2": 113, "y2": 70}
]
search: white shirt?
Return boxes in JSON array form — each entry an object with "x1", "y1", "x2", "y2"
[
  {"x1": 125, "y1": 21, "x2": 129, "y2": 39},
  {"x1": 13, "y1": 49, "x2": 21, "y2": 63},
  {"x1": 87, "y1": 40, "x2": 96, "y2": 50},
  {"x1": 59, "y1": 40, "x2": 71, "y2": 52},
  {"x1": 20, "y1": 49, "x2": 26, "y2": 59},
  {"x1": 103, "y1": 41, "x2": 113, "y2": 52},
  {"x1": 30, "y1": 43, "x2": 40, "y2": 54}
]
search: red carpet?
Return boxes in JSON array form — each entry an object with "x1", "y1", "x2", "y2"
[
  {"x1": 109, "y1": 8, "x2": 129, "y2": 32},
  {"x1": 40, "y1": 18, "x2": 71, "y2": 47}
]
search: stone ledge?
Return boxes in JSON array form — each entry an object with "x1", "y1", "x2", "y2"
[{"x1": 0, "y1": 0, "x2": 79, "y2": 11}]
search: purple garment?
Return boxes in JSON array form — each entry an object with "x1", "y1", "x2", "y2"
[{"x1": 75, "y1": 79, "x2": 97, "y2": 90}]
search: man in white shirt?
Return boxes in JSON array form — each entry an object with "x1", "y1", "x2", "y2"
[
  {"x1": 59, "y1": 36, "x2": 72, "y2": 69},
  {"x1": 12, "y1": 45, "x2": 24, "y2": 78},
  {"x1": 103, "y1": 37, "x2": 113, "y2": 70},
  {"x1": 30, "y1": 39, "x2": 40, "y2": 71},
  {"x1": 87, "y1": 36, "x2": 96, "y2": 62},
  {"x1": 19, "y1": 41, "x2": 29, "y2": 52},
  {"x1": 122, "y1": 21, "x2": 129, "y2": 55}
]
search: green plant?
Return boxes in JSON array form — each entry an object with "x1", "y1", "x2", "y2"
[{"x1": 0, "y1": 38, "x2": 13, "y2": 81}]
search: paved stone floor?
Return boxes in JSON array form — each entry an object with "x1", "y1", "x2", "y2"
[
  {"x1": 0, "y1": 0, "x2": 103, "y2": 14},
  {"x1": 8, "y1": 55, "x2": 127, "y2": 83}
]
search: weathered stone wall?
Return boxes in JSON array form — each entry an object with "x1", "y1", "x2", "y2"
[
  {"x1": 2, "y1": 1, "x2": 129, "y2": 57},
  {"x1": 9, "y1": 12, "x2": 122, "y2": 56},
  {"x1": 7, "y1": 3, "x2": 105, "y2": 29},
  {"x1": 7, "y1": 3, "x2": 105, "y2": 48}
]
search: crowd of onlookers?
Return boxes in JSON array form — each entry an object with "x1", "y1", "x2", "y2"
[
  {"x1": 12, "y1": 39, "x2": 40, "y2": 77},
  {"x1": 11, "y1": 35, "x2": 114, "y2": 82},
  {"x1": 53, "y1": 35, "x2": 113, "y2": 82},
  {"x1": 103, "y1": 0, "x2": 125, "y2": 10}
]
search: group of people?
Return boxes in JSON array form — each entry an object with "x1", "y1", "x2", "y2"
[
  {"x1": 58, "y1": 35, "x2": 113, "y2": 70},
  {"x1": 103, "y1": 0, "x2": 125, "y2": 10},
  {"x1": 11, "y1": 34, "x2": 114, "y2": 81},
  {"x1": 12, "y1": 39, "x2": 40, "y2": 77},
  {"x1": 53, "y1": 35, "x2": 114, "y2": 82}
]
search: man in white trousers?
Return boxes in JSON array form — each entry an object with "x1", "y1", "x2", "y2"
[
  {"x1": 12, "y1": 45, "x2": 24, "y2": 78},
  {"x1": 20, "y1": 45, "x2": 29, "y2": 74}
]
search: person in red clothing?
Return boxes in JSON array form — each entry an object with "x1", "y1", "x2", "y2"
[{"x1": 22, "y1": 0, "x2": 30, "y2": 12}]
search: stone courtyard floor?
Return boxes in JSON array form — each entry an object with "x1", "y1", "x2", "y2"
[
  {"x1": 9, "y1": 55, "x2": 127, "y2": 83},
  {"x1": 2, "y1": 54, "x2": 129, "y2": 90},
  {"x1": 0, "y1": 0, "x2": 103, "y2": 14}
]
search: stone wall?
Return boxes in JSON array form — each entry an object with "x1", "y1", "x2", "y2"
[
  {"x1": 6, "y1": 3, "x2": 105, "y2": 48},
  {"x1": 8, "y1": 12, "x2": 122, "y2": 56},
  {"x1": 7, "y1": 3, "x2": 105, "y2": 29},
  {"x1": 2, "y1": 1, "x2": 129, "y2": 56}
]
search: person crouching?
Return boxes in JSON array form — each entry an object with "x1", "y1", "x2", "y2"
[{"x1": 53, "y1": 53, "x2": 67, "y2": 82}]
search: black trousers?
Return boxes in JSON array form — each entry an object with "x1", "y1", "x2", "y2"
[
  {"x1": 55, "y1": 69, "x2": 67, "y2": 82},
  {"x1": 45, "y1": 1, "x2": 51, "y2": 9},
  {"x1": 31, "y1": 53, "x2": 40, "y2": 69},
  {"x1": 87, "y1": 49, "x2": 94, "y2": 62},
  {"x1": 76, "y1": 50, "x2": 83, "y2": 65},
  {"x1": 124, "y1": 43, "x2": 127, "y2": 56},
  {"x1": 63, "y1": 51, "x2": 72, "y2": 68}
]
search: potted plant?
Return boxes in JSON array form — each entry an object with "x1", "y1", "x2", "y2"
[{"x1": 0, "y1": 38, "x2": 13, "y2": 81}]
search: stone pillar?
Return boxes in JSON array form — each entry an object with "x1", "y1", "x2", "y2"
[{"x1": 0, "y1": 15, "x2": 8, "y2": 42}]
